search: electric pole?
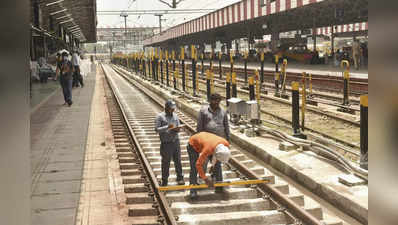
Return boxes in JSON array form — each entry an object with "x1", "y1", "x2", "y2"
[
  {"x1": 155, "y1": 14, "x2": 163, "y2": 33},
  {"x1": 121, "y1": 12, "x2": 128, "y2": 48}
]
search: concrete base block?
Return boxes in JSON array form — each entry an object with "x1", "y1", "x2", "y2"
[
  {"x1": 279, "y1": 141, "x2": 298, "y2": 151},
  {"x1": 337, "y1": 106, "x2": 355, "y2": 115},
  {"x1": 338, "y1": 174, "x2": 367, "y2": 187},
  {"x1": 245, "y1": 128, "x2": 257, "y2": 137},
  {"x1": 306, "y1": 99, "x2": 318, "y2": 106},
  {"x1": 229, "y1": 124, "x2": 240, "y2": 130}
]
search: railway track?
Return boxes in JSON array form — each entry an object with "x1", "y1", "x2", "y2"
[
  {"x1": 182, "y1": 61, "x2": 368, "y2": 97},
  {"x1": 114, "y1": 64, "x2": 361, "y2": 160},
  {"x1": 101, "y1": 63, "x2": 363, "y2": 225}
]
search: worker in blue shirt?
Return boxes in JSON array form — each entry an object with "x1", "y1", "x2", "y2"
[{"x1": 155, "y1": 100, "x2": 185, "y2": 186}]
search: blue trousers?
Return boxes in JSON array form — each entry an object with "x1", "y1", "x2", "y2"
[
  {"x1": 60, "y1": 78, "x2": 72, "y2": 104},
  {"x1": 187, "y1": 144, "x2": 223, "y2": 187},
  {"x1": 160, "y1": 139, "x2": 184, "y2": 183}
]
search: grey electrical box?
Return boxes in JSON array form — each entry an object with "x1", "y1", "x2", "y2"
[
  {"x1": 228, "y1": 98, "x2": 247, "y2": 115},
  {"x1": 246, "y1": 100, "x2": 259, "y2": 120}
]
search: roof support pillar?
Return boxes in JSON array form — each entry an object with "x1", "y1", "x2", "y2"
[{"x1": 271, "y1": 30, "x2": 279, "y2": 53}]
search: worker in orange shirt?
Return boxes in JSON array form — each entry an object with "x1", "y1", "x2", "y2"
[{"x1": 187, "y1": 132, "x2": 231, "y2": 199}]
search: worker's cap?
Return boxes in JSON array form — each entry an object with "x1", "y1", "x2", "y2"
[
  {"x1": 165, "y1": 100, "x2": 176, "y2": 109},
  {"x1": 210, "y1": 93, "x2": 222, "y2": 101},
  {"x1": 213, "y1": 144, "x2": 231, "y2": 164}
]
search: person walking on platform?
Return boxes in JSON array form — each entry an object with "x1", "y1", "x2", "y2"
[
  {"x1": 187, "y1": 132, "x2": 231, "y2": 199},
  {"x1": 155, "y1": 100, "x2": 185, "y2": 186},
  {"x1": 352, "y1": 40, "x2": 361, "y2": 70},
  {"x1": 72, "y1": 50, "x2": 84, "y2": 87},
  {"x1": 55, "y1": 52, "x2": 73, "y2": 106}
]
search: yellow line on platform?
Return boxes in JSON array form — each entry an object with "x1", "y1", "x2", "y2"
[{"x1": 158, "y1": 179, "x2": 269, "y2": 192}]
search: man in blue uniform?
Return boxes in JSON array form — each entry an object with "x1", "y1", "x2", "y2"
[
  {"x1": 155, "y1": 100, "x2": 185, "y2": 186},
  {"x1": 55, "y1": 52, "x2": 73, "y2": 106}
]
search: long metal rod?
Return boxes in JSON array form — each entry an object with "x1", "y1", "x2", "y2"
[
  {"x1": 159, "y1": 179, "x2": 269, "y2": 192},
  {"x1": 102, "y1": 64, "x2": 178, "y2": 225}
]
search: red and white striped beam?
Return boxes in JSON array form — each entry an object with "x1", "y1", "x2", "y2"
[{"x1": 145, "y1": 0, "x2": 367, "y2": 45}]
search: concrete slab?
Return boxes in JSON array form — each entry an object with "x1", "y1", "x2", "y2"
[
  {"x1": 32, "y1": 208, "x2": 76, "y2": 225},
  {"x1": 32, "y1": 180, "x2": 81, "y2": 196},
  {"x1": 186, "y1": 60, "x2": 368, "y2": 79},
  {"x1": 44, "y1": 161, "x2": 84, "y2": 172},
  {"x1": 39, "y1": 170, "x2": 83, "y2": 182},
  {"x1": 338, "y1": 174, "x2": 367, "y2": 187},
  {"x1": 32, "y1": 193, "x2": 80, "y2": 210}
]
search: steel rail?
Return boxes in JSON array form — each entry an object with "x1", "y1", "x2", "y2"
[
  {"x1": 109, "y1": 64, "x2": 325, "y2": 225},
  {"x1": 101, "y1": 64, "x2": 178, "y2": 225}
]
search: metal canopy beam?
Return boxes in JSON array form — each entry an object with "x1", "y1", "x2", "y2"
[{"x1": 39, "y1": 0, "x2": 97, "y2": 43}]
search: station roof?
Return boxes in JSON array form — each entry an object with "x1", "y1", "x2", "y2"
[
  {"x1": 40, "y1": 0, "x2": 97, "y2": 43},
  {"x1": 144, "y1": 0, "x2": 367, "y2": 47}
]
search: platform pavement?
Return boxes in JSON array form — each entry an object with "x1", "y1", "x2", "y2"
[
  {"x1": 30, "y1": 79, "x2": 60, "y2": 112},
  {"x1": 184, "y1": 59, "x2": 368, "y2": 79},
  {"x1": 30, "y1": 62, "x2": 97, "y2": 225}
]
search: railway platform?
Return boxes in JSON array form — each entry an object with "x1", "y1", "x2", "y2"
[
  {"x1": 30, "y1": 62, "x2": 131, "y2": 225},
  {"x1": 187, "y1": 60, "x2": 368, "y2": 80}
]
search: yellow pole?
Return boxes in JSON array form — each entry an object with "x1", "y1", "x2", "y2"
[
  {"x1": 181, "y1": 47, "x2": 185, "y2": 60},
  {"x1": 255, "y1": 70, "x2": 260, "y2": 103},
  {"x1": 196, "y1": 63, "x2": 199, "y2": 92},
  {"x1": 281, "y1": 59, "x2": 288, "y2": 94},
  {"x1": 175, "y1": 65, "x2": 179, "y2": 89},
  {"x1": 210, "y1": 71, "x2": 214, "y2": 94},
  {"x1": 301, "y1": 72, "x2": 307, "y2": 131},
  {"x1": 184, "y1": 64, "x2": 188, "y2": 91},
  {"x1": 309, "y1": 73, "x2": 313, "y2": 97}
]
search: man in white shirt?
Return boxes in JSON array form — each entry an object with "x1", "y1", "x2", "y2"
[{"x1": 72, "y1": 50, "x2": 84, "y2": 87}]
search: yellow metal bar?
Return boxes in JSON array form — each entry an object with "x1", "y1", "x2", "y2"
[
  {"x1": 184, "y1": 64, "x2": 188, "y2": 88},
  {"x1": 301, "y1": 72, "x2": 307, "y2": 131},
  {"x1": 158, "y1": 179, "x2": 269, "y2": 192},
  {"x1": 309, "y1": 73, "x2": 313, "y2": 96},
  {"x1": 210, "y1": 72, "x2": 215, "y2": 94},
  {"x1": 360, "y1": 95, "x2": 368, "y2": 107},
  {"x1": 232, "y1": 72, "x2": 237, "y2": 85},
  {"x1": 181, "y1": 47, "x2": 185, "y2": 60},
  {"x1": 248, "y1": 76, "x2": 254, "y2": 85},
  {"x1": 196, "y1": 64, "x2": 199, "y2": 91},
  {"x1": 255, "y1": 70, "x2": 260, "y2": 102}
]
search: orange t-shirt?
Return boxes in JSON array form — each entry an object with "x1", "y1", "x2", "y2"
[{"x1": 188, "y1": 132, "x2": 230, "y2": 179}]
